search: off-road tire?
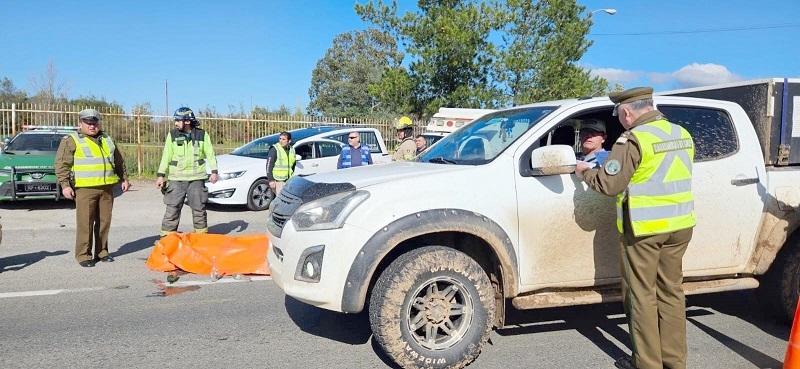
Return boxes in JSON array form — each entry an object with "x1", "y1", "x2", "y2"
[
  {"x1": 246, "y1": 178, "x2": 273, "y2": 211},
  {"x1": 757, "y1": 236, "x2": 800, "y2": 324},
  {"x1": 369, "y1": 246, "x2": 494, "y2": 369}
]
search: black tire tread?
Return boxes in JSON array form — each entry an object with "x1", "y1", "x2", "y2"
[{"x1": 368, "y1": 246, "x2": 494, "y2": 369}]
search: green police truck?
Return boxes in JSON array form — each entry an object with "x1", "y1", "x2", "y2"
[{"x1": 0, "y1": 126, "x2": 78, "y2": 201}]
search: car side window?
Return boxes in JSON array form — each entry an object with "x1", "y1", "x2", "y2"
[
  {"x1": 659, "y1": 105, "x2": 738, "y2": 162},
  {"x1": 358, "y1": 131, "x2": 382, "y2": 153},
  {"x1": 317, "y1": 142, "x2": 342, "y2": 158},
  {"x1": 295, "y1": 144, "x2": 313, "y2": 160},
  {"x1": 328, "y1": 133, "x2": 349, "y2": 144}
]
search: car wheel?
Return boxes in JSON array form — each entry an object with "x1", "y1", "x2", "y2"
[
  {"x1": 246, "y1": 179, "x2": 273, "y2": 211},
  {"x1": 369, "y1": 246, "x2": 494, "y2": 369},
  {"x1": 758, "y1": 234, "x2": 800, "y2": 324}
]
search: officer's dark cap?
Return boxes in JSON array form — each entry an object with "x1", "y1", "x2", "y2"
[{"x1": 608, "y1": 87, "x2": 654, "y2": 104}]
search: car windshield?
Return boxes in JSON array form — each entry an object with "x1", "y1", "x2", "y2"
[
  {"x1": 419, "y1": 106, "x2": 557, "y2": 164},
  {"x1": 231, "y1": 134, "x2": 280, "y2": 159},
  {"x1": 5, "y1": 133, "x2": 68, "y2": 153},
  {"x1": 230, "y1": 128, "x2": 343, "y2": 159}
]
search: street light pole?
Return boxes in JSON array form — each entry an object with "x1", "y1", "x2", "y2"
[{"x1": 590, "y1": 8, "x2": 617, "y2": 16}]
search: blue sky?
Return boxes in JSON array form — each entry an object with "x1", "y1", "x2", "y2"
[{"x1": 1, "y1": 0, "x2": 798, "y2": 115}]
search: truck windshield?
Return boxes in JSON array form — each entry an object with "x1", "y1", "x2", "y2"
[{"x1": 420, "y1": 106, "x2": 556, "y2": 164}]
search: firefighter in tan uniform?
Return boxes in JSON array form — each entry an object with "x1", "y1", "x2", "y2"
[
  {"x1": 55, "y1": 109, "x2": 130, "y2": 267},
  {"x1": 575, "y1": 87, "x2": 695, "y2": 369},
  {"x1": 392, "y1": 116, "x2": 417, "y2": 161}
]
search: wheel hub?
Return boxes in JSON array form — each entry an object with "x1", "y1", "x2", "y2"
[{"x1": 425, "y1": 297, "x2": 450, "y2": 324}]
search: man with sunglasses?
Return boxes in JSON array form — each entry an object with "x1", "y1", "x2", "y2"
[
  {"x1": 577, "y1": 119, "x2": 608, "y2": 168},
  {"x1": 337, "y1": 131, "x2": 374, "y2": 169},
  {"x1": 576, "y1": 87, "x2": 695, "y2": 369},
  {"x1": 55, "y1": 109, "x2": 130, "y2": 267}
]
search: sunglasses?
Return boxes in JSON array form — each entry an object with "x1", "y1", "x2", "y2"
[
  {"x1": 81, "y1": 120, "x2": 99, "y2": 126},
  {"x1": 348, "y1": 136, "x2": 358, "y2": 139}
]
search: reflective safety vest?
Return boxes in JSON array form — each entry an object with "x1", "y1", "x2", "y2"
[
  {"x1": 617, "y1": 120, "x2": 695, "y2": 236},
  {"x1": 272, "y1": 143, "x2": 295, "y2": 181},
  {"x1": 165, "y1": 129, "x2": 212, "y2": 181},
  {"x1": 69, "y1": 132, "x2": 119, "y2": 188}
]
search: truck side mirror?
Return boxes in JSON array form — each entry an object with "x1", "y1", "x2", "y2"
[
  {"x1": 528, "y1": 145, "x2": 576, "y2": 176},
  {"x1": 295, "y1": 154, "x2": 302, "y2": 161}
]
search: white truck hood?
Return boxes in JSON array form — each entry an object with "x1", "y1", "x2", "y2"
[{"x1": 303, "y1": 161, "x2": 472, "y2": 189}]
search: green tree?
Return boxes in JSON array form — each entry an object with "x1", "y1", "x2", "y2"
[
  {"x1": 355, "y1": 0, "x2": 608, "y2": 113},
  {"x1": 307, "y1": 28, "x2": 403, "y2": 119},
  {"x1": 356, "y1": 0, "x2": 500, "y2": 118},
  {"x1": 493, "y1": 0, "x2": 608, "y2": 104},
  {"x1": 70, "y1": 94, "x2": 124, "y2": 111},
  {"x1": 367, "y1": 65, "x2": 414, "y2": 119},
  {"x1": 0, "y1": 77, "x2": 29, "y2": 106}
]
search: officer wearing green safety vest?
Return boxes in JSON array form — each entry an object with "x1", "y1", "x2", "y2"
[
  {"x1": 156, "y1": 107, "x2": 218, "y2": 236},
  {"x1": 576, "y1": 87, "x2": 695, "y2": 369},
  {"x1": 265, "y1": 131, "x2": 296, "y2": 202},
  {"x1": 55, "y1": 108, "x2": 130, "y2": 267}
]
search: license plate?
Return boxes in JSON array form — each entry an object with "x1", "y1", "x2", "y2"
[{"x1": 21, "y1": 183, "x2": 56, "y2": 192}]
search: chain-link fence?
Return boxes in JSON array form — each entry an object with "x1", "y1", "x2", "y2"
[{"x1": 1, "y1": 103, "x2": 425, "y2": 178}]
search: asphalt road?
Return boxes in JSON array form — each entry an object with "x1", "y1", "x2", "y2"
[{"x1": 0, "y1": 181, "x2": 791, "y2": 368}]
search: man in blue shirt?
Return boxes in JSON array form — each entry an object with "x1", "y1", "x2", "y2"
[
  {"x1": 337, "y1": 131, "x2": 374, "y2": 169},
  {"x1": 577, "y1": 119, "x2": 608, "y2": 168}
]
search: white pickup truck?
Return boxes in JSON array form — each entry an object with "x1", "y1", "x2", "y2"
[{"x1": 266, "y1": 78, "x2": 800, "y2": 368}]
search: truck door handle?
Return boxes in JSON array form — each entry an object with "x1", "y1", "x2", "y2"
[
  {"x1": 731, "y1": 177, "x2": 758, "y2": 186},
  {"x1": 312, "y1": 163, "x2": 319, "y2": 167}
]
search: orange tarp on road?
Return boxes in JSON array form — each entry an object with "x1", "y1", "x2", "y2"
[{"x1": 146, "y1": 233, "x2": 270, "y2": 276}]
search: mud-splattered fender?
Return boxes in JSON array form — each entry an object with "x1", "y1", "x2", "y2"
[{"x1": 340, "y1": 208, "x2": 518, "y2": 313}]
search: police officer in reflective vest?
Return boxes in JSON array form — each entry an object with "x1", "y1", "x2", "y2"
[
  {"x1": 55, "y1": 109, "x2": 130, "y2": 267},
  {"x1": 576, "y1": 87, "x2": 695, "y2": 369},
  {"x1": 265, "y1": 131, "x2": 295, "y2": 198},
  {"x1": 156, "y1": 107, "x2": 218, "y2": 236}
]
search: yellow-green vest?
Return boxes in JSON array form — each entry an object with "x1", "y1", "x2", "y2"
[
  {"x1": 272, "y1": 143, "x2": 295, "y2": 181},
  {"x1": 69, "y1": 132, "x2": 119, "y2": 188},
  {"x1": 616, "y1": 120, "x2": 695, "y2": 236},
  {"x1": 166, "y1": 129, "x2": 211, "y2": 181}
]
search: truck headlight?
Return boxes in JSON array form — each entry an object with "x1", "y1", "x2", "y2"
[
  {"x1": 218, "y1": 171, "x2": 246, "y2": 181},
  {"x1": 292, "y1": 190, "x2": 369, "y2": 231}
]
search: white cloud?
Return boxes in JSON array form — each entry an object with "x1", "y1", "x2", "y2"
[
  {"x1": 650, "y1": 63, "x2": 743, "y2": 88},
  {"x1": 585, "y1": 62, "x2": 743, "y2": 89},
  {"x1": 589, "y1": 67, "x2": 643, "y2": 84}
]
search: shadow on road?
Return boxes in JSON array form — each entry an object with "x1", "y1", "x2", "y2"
[
  {"x1": 112, "y1": 235, "x2": 159, "y2": 258},
  {"x1": 209, "y1": 220, "x2": 250, "y2": 234},
  {"x1": 0, "y1": 250, "x2": 69, "y2": 272},
  {"x1": 497, "y1": 290, "x2": 787, "y2": 366},
  {"x1": 0, "y1": 199, "x2": 74, "y2": 211},
  {"x1": 284, "y1": 295, "x2": 372, "y2": 345}
]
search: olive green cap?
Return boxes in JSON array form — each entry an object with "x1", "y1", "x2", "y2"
[
  {"x1": 608, "y1": 87, "x2": 654, "y2": 104},
  {"x1": 78, "y1": 108, "x2": 102, "y2": 121}
]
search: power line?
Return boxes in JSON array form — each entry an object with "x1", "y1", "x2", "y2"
[{"x1": 591, "y1": 23, "x2": 800, "y2": 36}]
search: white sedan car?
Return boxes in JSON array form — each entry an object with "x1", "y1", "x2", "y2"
[{"x1": 206, "y1": 126, "x2": 391, "y2": 211}]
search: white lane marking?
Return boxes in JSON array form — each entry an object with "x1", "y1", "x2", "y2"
[
  {"x1": 0, "y1": 276, "x2": 272, "y2": 298},
  {"x1": 0, "y1": 287, "x2": 105, "y2": 299},
  {"x1": 169, "y1": 275, "x2": 272, "y2": 287}
]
